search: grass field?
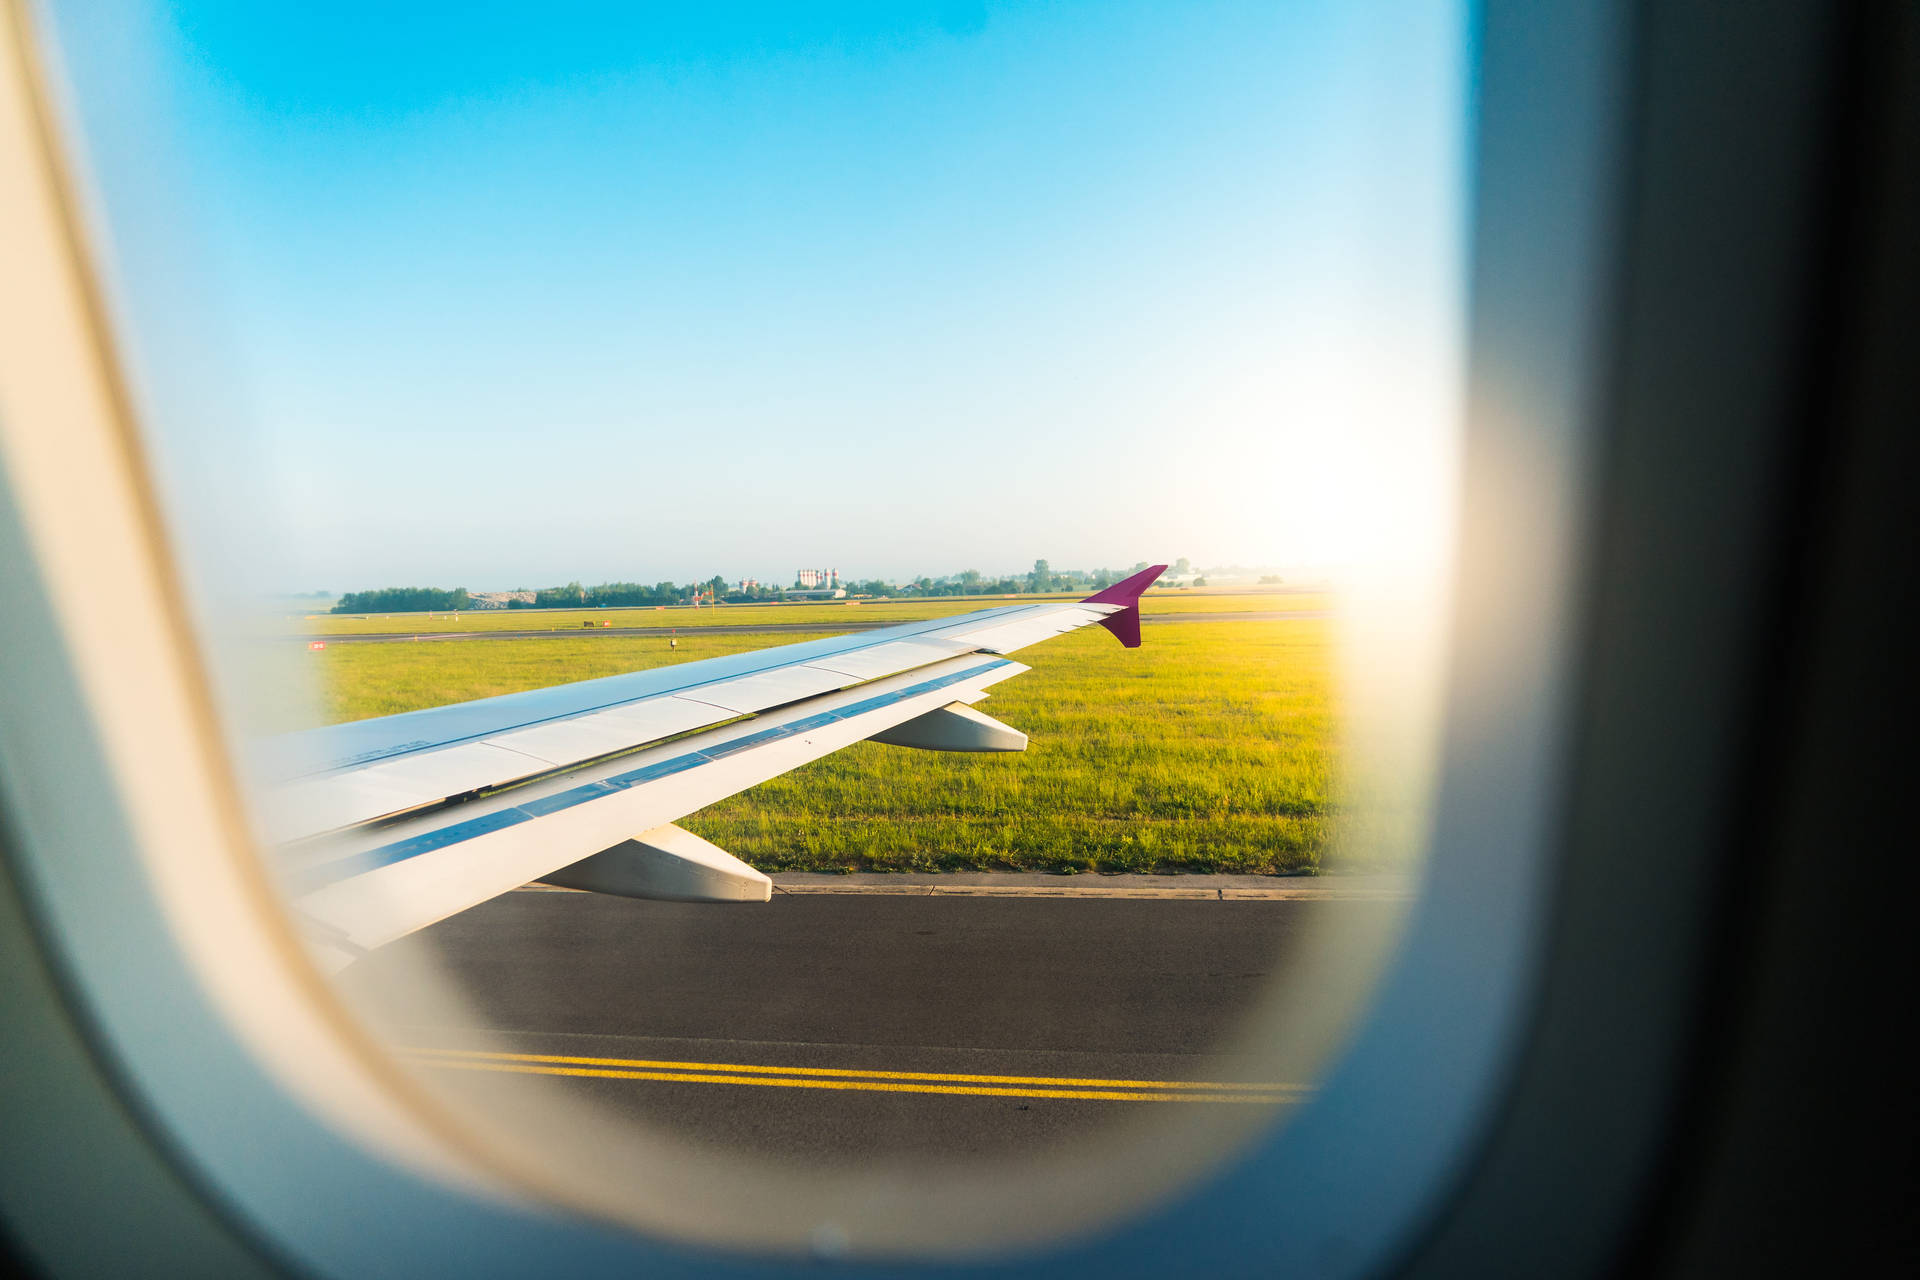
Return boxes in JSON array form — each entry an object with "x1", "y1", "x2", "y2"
[
  {"x1": 294, "y1": 617, "x2": 1337, "y2": 875},
  {"x1": 286, "y1": 589, "x2": 1332, "y2": 636}
]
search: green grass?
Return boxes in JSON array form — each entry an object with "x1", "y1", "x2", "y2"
[
  {"x1": 685, "y1": 620, "x2": 1333, "y2": 875},
  {"x1": 287, "y1": 590, "x2": 1331, "y2": 635},
  {"x1": 299, "y1": 618, "x2": 1336, "y2": 875}
]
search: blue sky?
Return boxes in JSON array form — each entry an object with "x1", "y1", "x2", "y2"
[{"x1": 51, "y1": 1, "x2": 1468, "y2": 593}]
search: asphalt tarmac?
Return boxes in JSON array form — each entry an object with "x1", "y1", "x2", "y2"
[
  {"x1": 296, "y1": 610, "x2": 1328, "y2": 645},
  {"x1": 337, "y1": 881, "x2": 1401, "y2": 1165}
]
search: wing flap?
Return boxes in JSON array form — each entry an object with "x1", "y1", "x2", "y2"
[
  {"x1": 805, "y1": 638, "x2": 973, "y2": 680},
  {"x1": 265, "y1": 740, "x2": 555, "y2": 844},
  {"x1": 670, "y1": 664, "x2": 853, "y2": 715},
  {"x1": 480, "y1": 694, "x2": 736, "y2": 766}
]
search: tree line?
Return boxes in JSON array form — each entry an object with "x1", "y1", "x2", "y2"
[
  {"x1": 330, "y1": 561, "x2": 1169, "y2": 614},
  {"x1": 885, "y1": 560, "x2": 1156, "y2": 598},
  {"x1": 514, "y1": 579, "x2": 733, "y2": 609},
  {"x1": 331, "y1": 586, "x2": 470, "y2": 614}
]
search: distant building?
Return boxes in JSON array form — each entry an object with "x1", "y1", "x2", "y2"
[
  {"x1": 796, "y1": 568, "x2": 841, "y2": 589},
  {"x1": 467, "y1": 590, "x2": 536, "y2": 610}
]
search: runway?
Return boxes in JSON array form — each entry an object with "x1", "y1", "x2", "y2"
[
  {"x1": 295, "y1": 610, "x2": 1329, "y2": 645},
  {"x1": 336, "y1": 879, "x2": 1403, "y2": 1164}
]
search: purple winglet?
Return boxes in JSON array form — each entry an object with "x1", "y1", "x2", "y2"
[{"x1": 1081, "y1": 563, "x2": 1167, "y2": 648}]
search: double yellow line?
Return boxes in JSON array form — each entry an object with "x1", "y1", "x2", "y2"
[{"x1": 402, "y1": 1047, "x2": 1310, "y2": 1105}]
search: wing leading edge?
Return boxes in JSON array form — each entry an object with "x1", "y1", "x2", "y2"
[{"x1": 266, "y1": 565, "x2": 1166, "y2": 968}]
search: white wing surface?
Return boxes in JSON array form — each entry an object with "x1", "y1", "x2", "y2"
[{"x1": 262, "y1": 567, "x2": 1166, "y2": 968}]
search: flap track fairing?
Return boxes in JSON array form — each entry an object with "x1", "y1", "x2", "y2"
[
  {"x1": 869, "y1": 701, "x2": 1029, "y2": 753},
  {"x1": 538, "y1": 823, "x2": 771, "y2": 903}
]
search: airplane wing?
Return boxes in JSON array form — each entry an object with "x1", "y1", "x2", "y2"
[{"x1": 259, "y1": 566, "x2": 1166, "y2": 969}]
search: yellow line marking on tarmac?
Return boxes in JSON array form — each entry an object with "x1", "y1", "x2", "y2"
[
  {"x1": 401, "y1": 1047, "x2": 1311, "y2": 1104},
  {"x1": 410, "y1": 1058, "x2": 1296, "y2": 1103},
  {"x1": 404, "y1": 1046, "x2": 1307, "y2": 1093}
]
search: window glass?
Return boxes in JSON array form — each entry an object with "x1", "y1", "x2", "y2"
[{"x1": 42, "y1": 0, "x2": 1467, "y2": 1255}]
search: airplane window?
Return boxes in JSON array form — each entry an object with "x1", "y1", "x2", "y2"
[{"x1": 19, "y1": 0, "x2": 1472, "y2": 1261}]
